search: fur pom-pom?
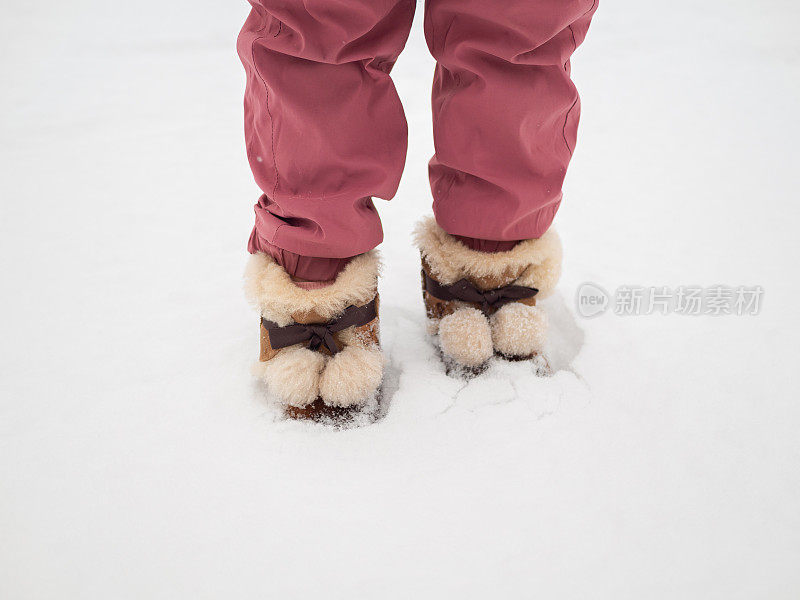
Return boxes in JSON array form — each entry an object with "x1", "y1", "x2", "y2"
[
  {"x1": 438, "y1": 308, "x2": 493, "y2": 368},
  {"x1": 319, "y1": 346, "x2": 384, "y2": 408},
  {"x1": 254, "y1": 346, "x2": 326, "y2": 407},
  {"x1": 491, "y1": 303, "x2": 548, "y2": 358}
]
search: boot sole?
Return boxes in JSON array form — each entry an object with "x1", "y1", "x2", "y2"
[
  {"x1": 437, "y1": 346, "x2": 552, "y2": 379},
  {"x1": 285, "y1": 388, "x2": 383, "y2": 426}
]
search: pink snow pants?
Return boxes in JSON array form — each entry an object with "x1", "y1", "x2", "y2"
[{"x1": 238, "y1": 0, "x2": 596, "y2": 269}]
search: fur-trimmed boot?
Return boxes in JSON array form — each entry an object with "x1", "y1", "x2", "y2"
[
  {"x1": 413, "y1": 217, "x2": 561, "y2": 374},
  {"x1": 244, "y1": 251, "x2": 384, "y2": 420}
]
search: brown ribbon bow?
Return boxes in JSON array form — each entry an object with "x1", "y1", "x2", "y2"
[
  {"x1": 261, "y1": 298, "x2": 377, "y2": 355},
  {"x1": 423, "y1": 271, "x2": 538, "y2": 315}
]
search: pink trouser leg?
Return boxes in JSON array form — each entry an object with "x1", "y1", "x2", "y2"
[
  {"x1": 426, "y1": 0, "x2": 597, "y2": 242},
  {"x1": 238, "y1": 0, "x2": 416, "y2": 278}
]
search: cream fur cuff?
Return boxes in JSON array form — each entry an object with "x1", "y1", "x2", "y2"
[
  {"x1": 412, "y1": 217, "x2": 562, "y2": 298},
  {"x1": 244, "y1": 250, "x2": 381, "y2": 326}
]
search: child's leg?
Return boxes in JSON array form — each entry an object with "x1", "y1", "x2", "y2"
[
  {"x1": 415, "y1": 0, "x2": 596, "y2": 371},
  {"x1": 425, "y1": 0, "x2": 597, "y2": 242},
  {"x1": 238, "y1": 0, "x2": 416, "y2": 279},
  {"x1": 240, "y1": 1, "x2": 415, "y2": 416}
]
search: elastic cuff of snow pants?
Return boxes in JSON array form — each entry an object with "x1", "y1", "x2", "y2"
[
  {"x1": 453, "y1": 236, "x2": 521, "y2": 253},
  {"x1": 248, "y1": 234, "x2": 353, "y2": 282}
]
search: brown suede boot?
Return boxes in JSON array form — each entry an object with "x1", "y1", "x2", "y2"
[
  {"x1": 244, "y1": 251, "x2": 384, "y2": 420},
  {"x1": 413, "y1": 217, "x2": 561, "y2": 374}
]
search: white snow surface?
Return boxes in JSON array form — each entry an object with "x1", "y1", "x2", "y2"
[{"x1": 2, "y1": 1, "x2": 800, "y2": 598}]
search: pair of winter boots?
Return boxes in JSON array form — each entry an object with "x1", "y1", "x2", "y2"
[{"x1": 244, "y1": 217, "x2": 562, "y2": 421}]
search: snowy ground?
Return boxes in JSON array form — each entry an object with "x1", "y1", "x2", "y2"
[{"x1": 2, "y1": 1, "x2": 800, "y2": 598}]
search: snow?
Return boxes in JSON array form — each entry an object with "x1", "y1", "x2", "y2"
[{"x1": 1, "y1": 1, "x2": 799, "y2": 598}]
